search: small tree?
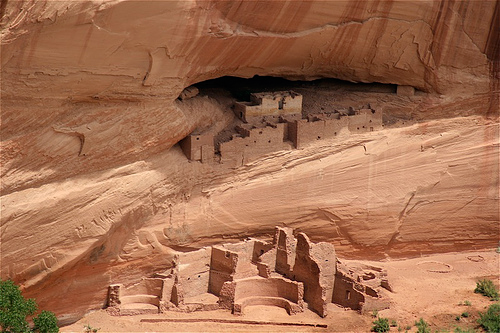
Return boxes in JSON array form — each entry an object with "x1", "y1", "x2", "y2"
[
  {"x1": 0, "y1": 280, "x2": 58, "y2": 333},
  {"x1": 0, "y1": 280, "x2": 37, "y2": 332}
]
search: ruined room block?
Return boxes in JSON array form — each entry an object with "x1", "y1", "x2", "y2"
[
  {"x1": 209, "y1": 247, "x2": 239, "y2": 295},
  {"x1": 234, "y1": 91, "x2": 303, "y2": 122},
  {"x1": 107, "y1": 284, "x2": 122, "y2": 307},
  {"x1": 274, "y1": 227, "x2": 296, "y2": 277},
  {"x1": 174, "y1": 248, "x2": 212, "y2": 298},
  {"x1": 396, "y1": 85, "x2": 415, "y2": 96},
  {"x1": 179, "y1": 134, "x2": 214, "y2": 162},
  {"x1": 292, "y1": 233, "x2": 336, "y2": 317}
]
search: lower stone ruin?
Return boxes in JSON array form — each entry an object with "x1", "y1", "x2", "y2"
[{"x1": 107, "y1": 227, "x2": 392, "y2": 317}]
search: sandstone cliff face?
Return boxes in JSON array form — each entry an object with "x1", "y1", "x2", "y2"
[{"x1": 1, "y1": 0, "x2": 499, "y2": 324}]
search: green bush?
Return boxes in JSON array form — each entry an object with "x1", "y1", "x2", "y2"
[
  {"x1": 372, "y1": 317, "x2": 390, "y2": 332},
  {"x1": 0, "y1": 280, "x2": 58, "y2": 333},
  {"x1": 475, "y1": 280, "x2": 500, "y2": 301},
  {"x1": 33, "y1": 311, "x2": 58, "y2": 333},
  {"x1": 478, "y1": 303, "x2": 500, "y2": 333},
  {"x1": 415, "y1": 318, "x2": 431, "y2": 333},
  {"x1": 461, "y1": 312, "x2": 470, "y2": 318}
]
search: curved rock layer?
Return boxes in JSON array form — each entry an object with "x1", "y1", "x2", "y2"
[{"x1": 0, "y1": 0, "x2": 499, "y2": 325}]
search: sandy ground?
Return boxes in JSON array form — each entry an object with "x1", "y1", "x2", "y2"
[{"x1": 61, "y1": 249, "x2": 499, "y2": 333}]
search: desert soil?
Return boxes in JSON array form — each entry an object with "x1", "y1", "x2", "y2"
[{"x1": 61, "y1": 249, "x2": 499, "y2": 333}]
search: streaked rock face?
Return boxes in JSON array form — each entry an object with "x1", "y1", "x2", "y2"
[{"x1": 1, "y1": 0, "x2": 498, "y2": 325}]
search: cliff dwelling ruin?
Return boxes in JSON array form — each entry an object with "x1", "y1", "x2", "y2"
[
  {"x1": 178, "y1": 76, "x2": 391, "y2": 166},
  {"x1": 107, "y1": 227, "x2": 391, "y2": 318}
]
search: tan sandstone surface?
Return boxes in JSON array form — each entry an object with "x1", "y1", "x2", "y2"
[{"x1": 1, "y1": 0, "x2": 499, "y2": 326}]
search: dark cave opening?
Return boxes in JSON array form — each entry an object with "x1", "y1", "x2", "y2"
[{"x1": 193, "y1": 75, "x2": 397, "y2": 102}]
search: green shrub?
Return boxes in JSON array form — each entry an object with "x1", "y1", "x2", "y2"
[
  {"x1": 475, "y1": 280, "x2": 500, "y2": 301},
  {"x1": 372, "y1": 317, "x2": 390, "y2": 332},
  {"x1": 0, "y1": 280, "x2": 58, "y2": 333},
  {"x1": 461, "y1": 312, "x2": 470, "y2": 318},
  {"x1": 33, "y1": 311, "x2": 58, "y2": 333},
  {"x1": 478, "y1": 303, "x2": 500, "y2": 333},
  {"x1": 390, "y1": 319, "x2": 398, "y2": 327},
  {"x1": 415, "y1": 318, "x2": 431, "y2": 333}
]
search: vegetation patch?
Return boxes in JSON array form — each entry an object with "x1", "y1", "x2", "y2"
[
  {"x1": 478, "y1": 303, "x2": 500, "y2": 333},
  {"x1": 372, "y1": 317, "x2": 390, "y2": 332},
  {"x1": 0, "y1": 280, "x2": 58, "y2": 333},
  {"x1": 415, "y1": 318, "x2": 431, "y2": 333},
  {"x1": 475, "y1": 279, "x2": 500, "y2": 301}
]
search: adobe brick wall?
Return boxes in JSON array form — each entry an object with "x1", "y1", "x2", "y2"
[
  {"x1": 179, "y1": 134, "x2": 214, "y2": 162},
  {"x1": 292, "y1": 233, "x2": 336, "y2": 317},
  {"x1": 234, "y1": 91, "x2": 302, "y2": 122},
  {"x1": 209, "y1": 247, "x2": 238, "y2": 295},
  {"x1": 174, "y1": 248, "x2": 211, "y2": 298},
  {"x1": 219, "y1": 123, "x2": 292, "y2": 166}
]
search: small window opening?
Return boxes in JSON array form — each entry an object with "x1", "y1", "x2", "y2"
[
  {"x1": 225, "y1": 252, "x2": 230, "y2": 258},
  {"x1": 268, "y1": 140, "x2": 271, "y2": 143},
  {"x1": 317, "y1": 136, "x2": 321, "y2": 139},
  {"x1": 357, "y1": 127, "x2": 360, "y2": 130},
  {"x1": 198, "y1": 275, "x2": 201, "y2": 278},
  {"x1": 370, "y1": 127, "x2": 374, "y2": 131},
  {"x1": 240, "y1": 112, "x2": 243, "y2": 118},
  {"x1": 259, "y1": 131, "x2": 263, "y2": 134},
  {"x1": 260, "y1": 249, "x2": 264, "y2": 255},
  {"x1": 334, "y1": 132, "x2": 337, "y2": 136},
  {"x1": 196, "y1": 137, "x2": 200, "y2": 140},
  {"x1": 346, "y1": 290, "x2": 351, "y2": 300}
]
